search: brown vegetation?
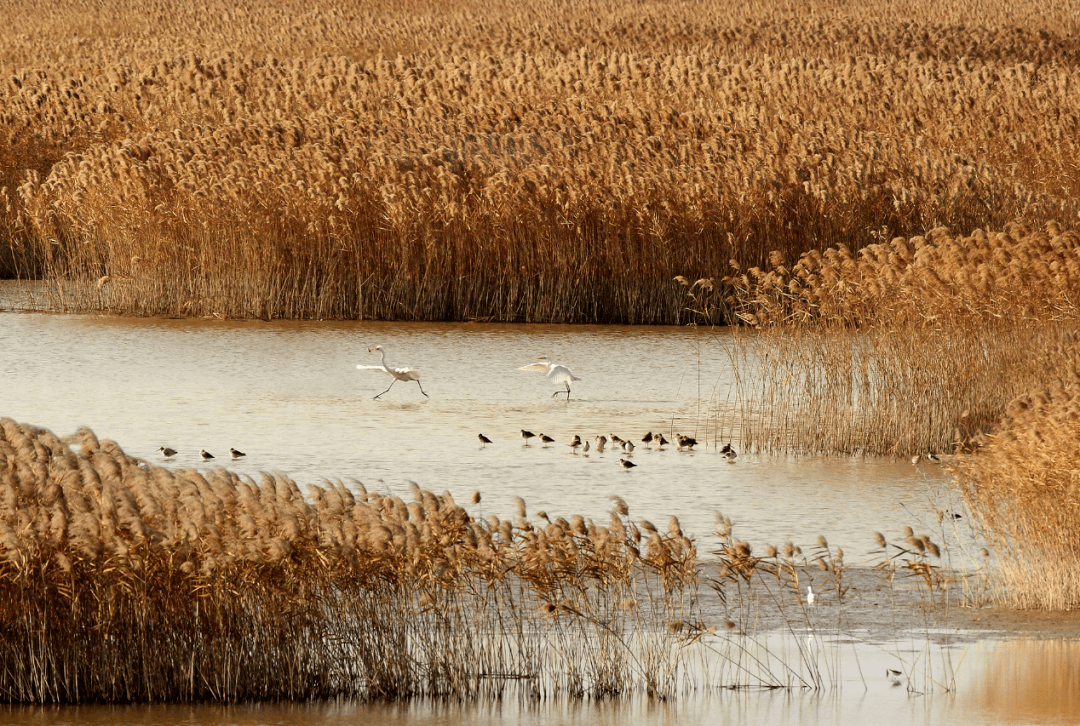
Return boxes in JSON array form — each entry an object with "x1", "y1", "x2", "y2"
[
  {"x1": 710, "y1": 223, "x2": 1080, "y2": 454},
  {"x1": 2, "y1": 0, "x2": 1080, "y2": 320},
  {"x1": 0, "y1": 417, "x2": 713, "y2": 702},
  {"x1": 953, "y1": 335, "x2": 1080, "y2": 610}
]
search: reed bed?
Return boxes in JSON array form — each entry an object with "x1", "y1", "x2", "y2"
[
  {"x1": 3, "y1": 0, "x2": 1080, "y2": 320},
  {"x1": 0, "y1": 416, "x2": 827, "y2": 703},
  {"x1": 952, "y1": 337, "x2": 1080, "y2": 610},
  {"x1": 708, "y1": 223, "x2": 1080, "y2": 455}
]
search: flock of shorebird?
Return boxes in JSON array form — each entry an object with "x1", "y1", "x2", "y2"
[
  {"x1": 158, "y1": 446, "x2": 246, "y2": 461},
  {"x1": 476, "y1": 430, "x2": 738, "y2": 470}
]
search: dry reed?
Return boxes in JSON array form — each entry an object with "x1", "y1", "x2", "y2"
[
  {"x1": 952, "y1": 335, "x2": 1080, "y2": 610},
  {"x1": 0, "y1": 417, "x2": 717, "y2": 703},
  {"x1": 709, "y1": 223, "x2": 1080, "y2": 455},
  {"x1": 2, "y1": 0, "x2": 1080, "y2": 320}
]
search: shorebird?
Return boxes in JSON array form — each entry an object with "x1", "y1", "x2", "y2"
[
  {"x1": 521, "y1": 429, "x2": 536, "y2": 444},
  {"x1": 642, "y1": 432, "x2": 654, "y2": 448},
  {"x1": 200, "y1": 449, "x2": 215, "y2": 460},
  {"x1": 518, "y1": 357, "x2": 581, "y2": 400},
  {"x1": 656, "y1": 433, "x2": 669, "y2": 447},
  {"x1": 911, "y1": 453, "x2": 922, "y2": 465},
  {"x1": 230, "y1": 447, "x2": 246, "y2": 459},
  {"x1": 595, "y1": 435, "x2": 607, "y2": 452},
  {"x1": 676, "y1": 434, "x2": 697, "y2": 450},
  {"x1": 886, "y1": 668, "x2": 903, "y2": 686},
  {"x1": 622, "y1": 440, "x2": 635, "y2": 454},
  {"x1": 583, "y1": 440, "x2": 590, "y2": 454},
  {"x1": 478, "y1": 433, "x2": 493, "y2": 447},
  {"x1": 721, "y1": 443, "x2": 737, "y2": 460},
  {"x1": 568, "y1": 435, "x2": 582, "y2": 452},
  {"x1": 539, "y1": 433, "x2": 555, "y2": 445},
  {"x1": 158, "y1": 446, "x2": 177, "y2": 458},
  {"x1": 620, "y1": 458, "x2": 637, "y2": 470},
  {"x1": 357, "y1": 345, "x2": 427, "y2": 399},
  {"x1": 926, "y1": 451, "x2": 941, "y2": 462},
  {"x1": 610, "y1": 434, "x2": 624, "y2": 446}
]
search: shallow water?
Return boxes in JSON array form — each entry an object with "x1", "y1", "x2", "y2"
[
  {"x1": 4, "y1": 637, "x2": 1080, "y2": 725},
  {"x1": 0, "y1": 310, "x2": 956, "y2": 557}
]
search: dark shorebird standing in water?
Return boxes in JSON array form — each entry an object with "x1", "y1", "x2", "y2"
[
  {"x1": 539, "y1": 433, "x2": 555, "y2": 446},
  {"x1": 521, "y1": 429, "x2": 536, "y2": 445},
  {"x1": 519, "y1": 357, "x2": 582, "y2": 400},
  {"x1": 622, "y1": 440, "x2": 635, "y2": 454},
  {"x1": 582, "y1": 440, "x2": 590, "y2": 455},
  {"x1": 642, "y1": 432, "x2": 654, "y2": 448},
  {"x1": 620, "y1": 458, "x2": 637, "y2": 470},
  {"x1": 567, "y1": 435, "x2": 582, "y2": 453},
  {"x1": 230, "y1": 447, "x2": 246, "y2": 459},
  {"x1": 595, "y1": 435, "x2": 607, "y2": 452},
  {"x1": 158, "y1": 446, "x2": 177, "y2": 459},
  {"x1": 357, "y1": 345, "x2": 428, "y2": 399},
  {"x1": 721, "y1": 443, "x2": 737, "y2": 460},
  {"x1": 676, "y1": 434, "x2": 697, "y2": 450},
  {"x1": 656, "y1": 433, "x2": 669, "y2": 448},
  {"x1": 200, "y1": 449, "x2": 215, "y2": 460},
  {"x1": 478, "y1": 433, "x2": 493, "y2": 447}
]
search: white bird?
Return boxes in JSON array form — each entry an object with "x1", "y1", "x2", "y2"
[
  {"x1": 357, "y1": 345, "x2": 428, "y2": 399},
  {"x1": 806, "y1": 585, "x2": 815, "y2": 607},
  {"x1": 518, "y1": 357, "x2": 581, "y2": 400}
]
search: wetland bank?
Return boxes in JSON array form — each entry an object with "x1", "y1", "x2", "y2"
[{"x1": 3, "y1": 0, "x2": 1080, "y2": 719}]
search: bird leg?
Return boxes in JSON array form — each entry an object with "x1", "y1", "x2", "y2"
[
  {"x1": 415, "y1": 380, "x2": 429, "y2": 397},
  {"x1": 551, "y1": 382, "x2": 571, "y2": 400},
  {"x1": 373, "y1": 379, "x2": 399, "y2": 399}
]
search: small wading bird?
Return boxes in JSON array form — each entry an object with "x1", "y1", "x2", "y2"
[
  {"x1": 230, "y1": 447, "x2": 246, "y2": 459},
  {"x1": 568, "y1": 435, "x2": 582, "y2": 452},
  {"x1": 478, "y1": 433, "x2": 492, "y2": 447},
  {"x1": 622, "y1": 440, "x2": 635, "y2": 454},
  {"x1": 539, "y1": 433, "x2": 554, "y2": 445},
  {"x1": 521, "y1": 429, "x2": 536, "y2": 444},
  {"x1": 200, "y1": 449, "x2": 214, "y2": 460},
  {"x1": 642, "y1": 432, "x2": 654, "y2": 448},
  {"x1": 656, "y1": 433, "x2": 669, "y2": 448},
  {"x1": 519, "y1": 357, "x2": 581, "y2": 400},
  {"x1": 357, "y1": 345, "x2": 428, "y2": 399},
  {"x1": 721, "y1": 443, "x2": 737, "y2": 460},
  {"x1": 620, "y1": 458, "x2": 637, "y2": 470},
  {"x1": 595, "y1": 435, "x2": 607, "y2": 452},
  {"x1": 677, "y1": 434, "x2": 697, "y2": 450},
  {"x1": 158, "y1": 446, "x2": 177, "y2": 458},
  {"x1": 583, "y1": 440, "x2": 590, "y2": 454}
]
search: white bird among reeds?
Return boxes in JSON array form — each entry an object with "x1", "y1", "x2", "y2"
[
  {"x1": 357, "y1": 345, "x2": 428, "y2": 399},
  {"x1": 518, "y1": 357, "x2": 581, "y2": 400}
]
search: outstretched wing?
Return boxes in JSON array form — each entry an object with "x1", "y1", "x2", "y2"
[
  {"x1": 546, "y1": 364, "x2": 581, "y2": 385},
  {"x1": 356, "y1": 364, "x2": 394, "y2": 377},
  {"x1": 519, "y1": 362, "x2": 552, "y2": 373}
]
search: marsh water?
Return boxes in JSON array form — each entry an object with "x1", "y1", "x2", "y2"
[
  {"x1": 0, "y1": 310, "x2": 950, "y2": 553},
  {"x1": 0, "y1": 297, "x2": 1075, "y2": 724}
]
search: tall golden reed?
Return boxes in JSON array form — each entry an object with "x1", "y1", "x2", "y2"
[
  {"x1": 712, "y1": 223, "x2": 1080, "y2": 455},
  {"x1": 952, "y1": 335, "x2": 1080, "y2": 610},
  {"x1": 2, "y1": 0, "x2": 1080, "y2": 320},
  {"x1": 0, "y1": 417, "x2": 714, "y2": 702}
]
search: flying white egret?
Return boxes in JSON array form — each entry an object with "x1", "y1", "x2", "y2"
[
  {"x1": 518, "y1": 357, "x2": 581, "y2": 400},
  {"x1": 357, "y1": 345, "x2": 428, "y2": 399}
]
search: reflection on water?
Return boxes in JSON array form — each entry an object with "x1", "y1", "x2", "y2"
[
  {"x1": 0, "y1": 312, "x2": 957, "y2": 557},
  {"x1": 4, "y1": 638, "x2": 1079, "y2": 725}
]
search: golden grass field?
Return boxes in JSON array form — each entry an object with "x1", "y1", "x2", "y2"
[{"x1": 2, "y1": 0, "x2": 1080, "y2": 320}]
